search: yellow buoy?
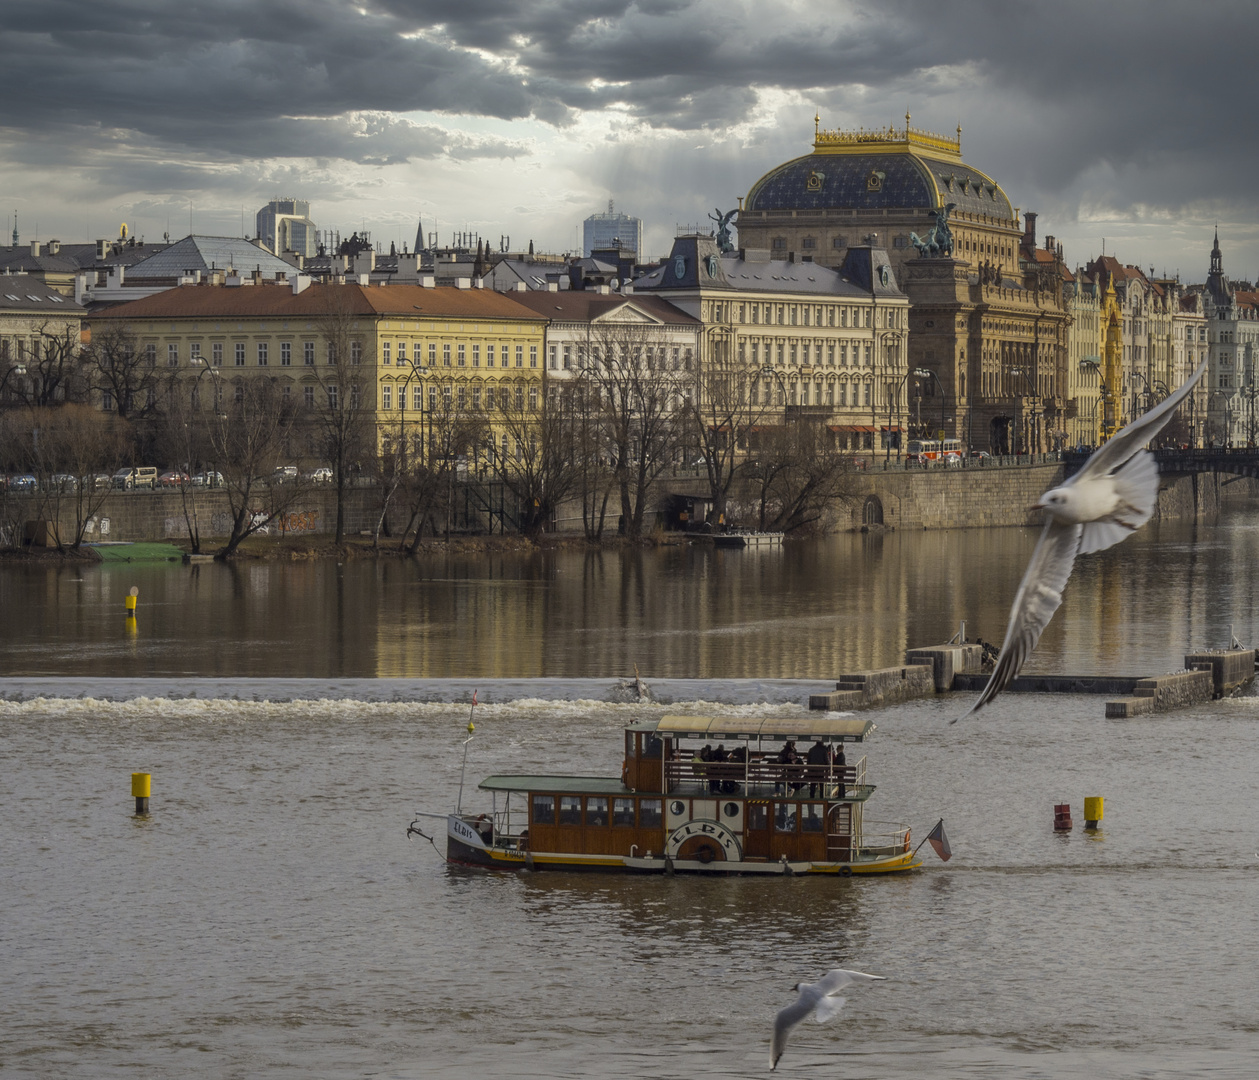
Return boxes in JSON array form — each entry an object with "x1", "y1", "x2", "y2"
[
  {"x1": 467, "y1": 721, "x2": 475, "y2": 734},
  {"x1": 1084, "y1": 796, "x2": 1104, "y2": 828},
  {"x1": 125, "y1": 585, "x2": 138, "y2": 613},
  {"x1": 132, "y1": 772, "x2": 150, "y2": 814}
]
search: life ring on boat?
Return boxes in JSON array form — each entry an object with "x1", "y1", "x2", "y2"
[
  {"x1": 903, "y1": 829, "x2": 911, "y2": 853},
  {"x1": 694, "y1": 843, "x2": 717, "y2": 864},
  {"x1": 839, "y1": 865, "x2": 852, "y2": 877}
]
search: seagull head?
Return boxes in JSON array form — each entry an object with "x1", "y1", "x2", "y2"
[{"x1": 1033, "y1": 486, "x2": 1073, "y2": 516}]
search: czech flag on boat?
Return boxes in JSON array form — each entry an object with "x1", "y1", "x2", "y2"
[{"x1": 926, "y1": 819, "x2": 952, "y2": 862}]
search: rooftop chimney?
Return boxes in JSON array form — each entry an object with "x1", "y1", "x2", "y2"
[
  {"x1": 455, "y1": 277, "x2": 471, "y2": 289},
  {"x1": 96, "y1": 239, "x2": 109, "y2": 259},
  {"x1": 30, "y1": 240, "x2": 41, "y2": 257},
  {"x1": 291, "y1": 274, "x2": 312, "y2": 295}
]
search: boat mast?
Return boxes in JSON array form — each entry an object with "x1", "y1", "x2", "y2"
[{"x1": 456, "y1": 692, "x2": 477, "y2": 814}]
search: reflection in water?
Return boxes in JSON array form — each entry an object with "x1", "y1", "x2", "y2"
[{"x1": 1, "y1": 514, "x2": 1257, "y2": 679}]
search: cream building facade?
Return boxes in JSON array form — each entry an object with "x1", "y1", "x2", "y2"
[{"x1": 635, "y1": 234, "x2": 910, "y2": 451}]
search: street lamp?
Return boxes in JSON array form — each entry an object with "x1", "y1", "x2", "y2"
[
  {"x1": 913, "y1": 366, "x2": 948, "y2": 447},
  {"x1": 396, "y1": 358, "x2": 428, "y2": 470},
  {"x1": 1208, "y1": 388, "x2": 1234, "y2": 448}
]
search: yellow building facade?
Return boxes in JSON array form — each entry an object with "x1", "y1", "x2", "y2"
[{"x1": 91, "y1": 281, "x2": 549, "y2": 465}]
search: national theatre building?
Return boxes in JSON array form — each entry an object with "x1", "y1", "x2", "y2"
[{"x1": 737, "y1": 115, "x2": 1071, "y2": 453}]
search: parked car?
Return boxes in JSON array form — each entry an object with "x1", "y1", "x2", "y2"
[
  {"x1": 9, "y1": 473, "x2": 37, "y2": 493},
  {"x1": 159, "y1": 470, "x2": 190, "y2": 489},
  {"x1": 49, "y1": 473, "x2": 79, "y2": 491},
  {"x1": 307, "y1": 466, "x2": 333, "y2": 484},
  {"x1": 191, "y1": 471, "x2": 224, "y2": 488},
  {"x1": 271, "y1": 465, "x2": 299, "y2": 484},
  {"x1": 112, "y1": 467, "x2": 159, "y2": 490},
  {"x1": 90, "y1": 473, "x2": 113, "y2": 490},
  {"x1": 943, "y1": 452, "x2": 963, "y2": 467}
]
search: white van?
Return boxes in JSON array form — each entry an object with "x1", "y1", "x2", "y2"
[{"x1": 112, "y1": 467, "x2": 158, "y2": 490}]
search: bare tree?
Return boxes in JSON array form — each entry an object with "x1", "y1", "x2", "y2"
[
  {"x1": 749, "y1": 421, "x2": 856, "y2": 533},
  {"x1": 1, "y1": 322, "x2": 91, "y2": 408},
  {"x1": 309, "y1": 295, "x2": 376, "y2": 545},
  {"x1": 688, "y1": 358, "x2": 777, "y2": 529},
  {"x1": 583, "y1": 321, "x2": 688, "y2": 540},
  {"x1": 81, "y1": 322, "x2": 169, "y2": 421},
  {"x1": 211, "y1": 378, "x2": 304, "y2": 557},
  {"x1": 491, "y1": 377, "x2": 576, "y2": 539},
  {"x1": 0, "y1": 404, "x2": 132, "y2": 550}
]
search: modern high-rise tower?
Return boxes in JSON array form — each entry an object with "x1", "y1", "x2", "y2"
[
  {"x1": 256, "y1": 198, "x2": 318, "y2": 257},
  {"x1": 582, "y1": 200, "x2": 642, "y2": 257}
]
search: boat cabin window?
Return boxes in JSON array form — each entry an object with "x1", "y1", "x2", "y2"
[
  {"x1": 802, "y1": 803, "x2": 824, "y2": 832},
  {"x1": 532, "y1": 794, "x2": 555, "y2": 824},
  {"x1": 639, "y1": 798, "x2": 663, "y2": 828},
  {"x1": 775, "y1": 803, "x2": 797, "y2": 833},
  {"x1": 586, "y1": 797, "x2": 608, "y2": 826},
  {"x1": 626, "y1": 731, "x2": 635, "y2": 755},
  {"x1": 559, "y1": 795, "x2": 582, "y2": 825},
  {"x1": 644, "y1": 735, "x2": 663, "y2": 759},
  {"x1": 747, "y1": 802, "x2": 768, "y2": 830},
  {"x1": 613, "y1": 798, "x2": 636, "y2": 827}
]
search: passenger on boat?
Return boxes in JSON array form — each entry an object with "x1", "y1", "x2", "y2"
[
  {"x1": 775, "y1": 741, "x2": 800, "y2": 794},
  {"x1": 834, "y1": 745, "x2": 846, "y2": 798},
  {"x1": 709, "y1": 744, "x2": 728, "y2": 792},
  {"x1": 722, "y1": 745, "x2": 747, "y2": 794},
  {"x1": 692, "y1": 744, "x2": 711, "y2": 788},
  {"x1": 806, "y1": 740, "x2": 829, "y2": 797}
]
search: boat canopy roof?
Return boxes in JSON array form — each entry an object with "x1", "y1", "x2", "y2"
[
  {"x1": 628, "y1": 715, "x2": 876, "y2": 743},
  {"x1": 479, "y1": 775, "x2": 632, "y2": 795}
]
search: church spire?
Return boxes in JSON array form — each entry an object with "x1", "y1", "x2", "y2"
[{"x1": 414, "y1": 218, "x2": 424, "y2": 253}]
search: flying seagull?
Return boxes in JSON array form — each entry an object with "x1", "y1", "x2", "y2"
[
  {"x1": 770, "y1": 967, "x2": 886, "y2": 1071},
  {"x1": 956, "y1": 356, "x2": 1208, "y2": 722}
]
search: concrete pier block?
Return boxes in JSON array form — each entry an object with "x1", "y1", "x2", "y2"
[
  {"x1": 809, "y1": 664, "x2": 934, "y2": 710},
  {"x1": 1184, "y1": 650, "x2": 1256, "y2": 698},
  {"x1": 905, "y1": 644, "x2": 985, "y2": 692},
  {"x1": 1106, "y1": 696, "x2": 1155, "y2": 718}
]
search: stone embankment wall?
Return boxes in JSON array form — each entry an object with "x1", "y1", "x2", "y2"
[
  {"x1": 3, "y1": 488, "x2": 380, "y2": 546},
  {"x1": 838, "y1": 464, "x2": 1227, "y2": 531}
]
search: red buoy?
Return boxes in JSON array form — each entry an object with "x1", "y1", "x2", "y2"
[{"x1": 1053, "y1": 803, "x2": 1073, "y2": 831}]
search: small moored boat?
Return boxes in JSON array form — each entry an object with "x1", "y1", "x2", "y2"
[{"x1": 422, "y1": 714, "x2": 921, "y2": 875}]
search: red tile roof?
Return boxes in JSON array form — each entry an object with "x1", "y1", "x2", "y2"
[{"x1": 92, "y1": 282, "x2": 550, "y2": 323}]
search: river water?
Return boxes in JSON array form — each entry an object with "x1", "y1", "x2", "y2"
[{"x1": 3, "y1": 517, "x2": 1259, "y2": 1077}]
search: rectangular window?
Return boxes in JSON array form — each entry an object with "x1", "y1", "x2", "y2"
[
  {"x1": 304, "y1": 386, "x2": 315, "y2": 408},
  {"x1": 189, "y1": 343, "x2": 201, "y2": 364},
  {"x1": 457, "y1": 344, "x2": 466, "y2": 366},
  {"x1": 563, "y1": 345, "x2": 571, "y2": 370},
  {"x1": 327, "y1": 385, "x2": 338, "y2": 409},
  {"x1": 530, "y1": 345, "x2": 538, "y2": 368},
  {"x1": 443, "y1": 344, "x2": 452, "y2": 366},
  {"x1": 613, "y1": 798, "x2": 636, "y2": 827},
  {"x1": 304, "y1": 341, "x2": 315, "y2": 365},
  {"x1": 167, "y1": 343, "x2": 179, "y2": 366},
  {"x1": 548, "y1": 345, "x2": 557, "y2": 370},
  {"x1": 457, "y1": 386, "x2": 466, "y2": 409},
  {"x1": 775, "y1": 803, "x2": 797, "y2": 833},
  {"x1": 257, "y1": 342, "x2": 268, "y2": 366},
  {"x1": 235, "y1": 342, "x2": 245, "y2": 366},
  {"x1": 515, "y1": 345, "x2": 523, "y2": 367},
  {"x1": 350, "y1": 341, "x2": 362, "y2": 364},
  {"x1": 472, "y1": 386, "x2": 481, "y2": 410},
  {"x1": 413, "y1": 386, "x2": 423, "y2": 411},
  {"x1": 558, "y1": 796, "x2": 581, "y2": 825},
  {"x1": 472, "y1": 344, "x2": 480, "y2": 367},
  {"x1": 280, "y1": 341, "x2": 291, "y2": 366},
  {"x1": 212, "y1": 342, "x2": 223, "y2": 366},
  {"x1": 382, "y1": 385, "x2": 392, "y2": 410},
  {"x1": 281, "y1": 385, "x2": 290, "y2": 404},
  {"x1": 382, "y1": 341, "x2": 391, "y2": 365},
  {"x1": 397, "y1": 341, "x2": 406, "y2": 363},
  {"x1": 486, "y1": 344, "x2": 494, "y2": 366},
  {"x1": 532, "y1": 795, "x2": 555, "y2": 825},
  {"x1": 638, "y1": 799, "x2": 663, "y2": 828},
  {"x1": 429, "y1": 343, "x2": 437, "y2": 364},
  {"x1": 144, "y1": 343, "x2": 156, "y2": 366},
  {"x1": 802, "y1": 803, "x2": 824, "y2": 832},
  {"x1": 585, "y1": 797, "x2": 608, "y2": 826}
]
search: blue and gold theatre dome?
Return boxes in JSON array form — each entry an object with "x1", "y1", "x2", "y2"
[{"x1": 744, "y1": 112, "x2": 1013, "y2": 220}]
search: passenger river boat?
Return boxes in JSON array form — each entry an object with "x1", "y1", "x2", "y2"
[{"x1": 419, "y1": 714, "x2": 921, "y2": 875}]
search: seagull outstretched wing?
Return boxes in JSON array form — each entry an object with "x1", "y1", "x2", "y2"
[
  {"x1": 955, "y1": 519, "x2": 1082, "y2": 723},
  {"x1": 770, "y1": 969, "x2": 885, "y2": 1070}
]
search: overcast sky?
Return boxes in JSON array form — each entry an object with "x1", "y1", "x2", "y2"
[{"x1": 1, "y1": 0, "x2": 1254, "y2": 281}]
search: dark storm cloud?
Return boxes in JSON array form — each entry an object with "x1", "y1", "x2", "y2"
[{"x1": 2, "y1": 0, "x2": 1257, "y2": 263}]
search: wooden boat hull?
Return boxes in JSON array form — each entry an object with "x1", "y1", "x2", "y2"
[{"x1": 446, "y1": 816, "x2": 919, "y2": 875}]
